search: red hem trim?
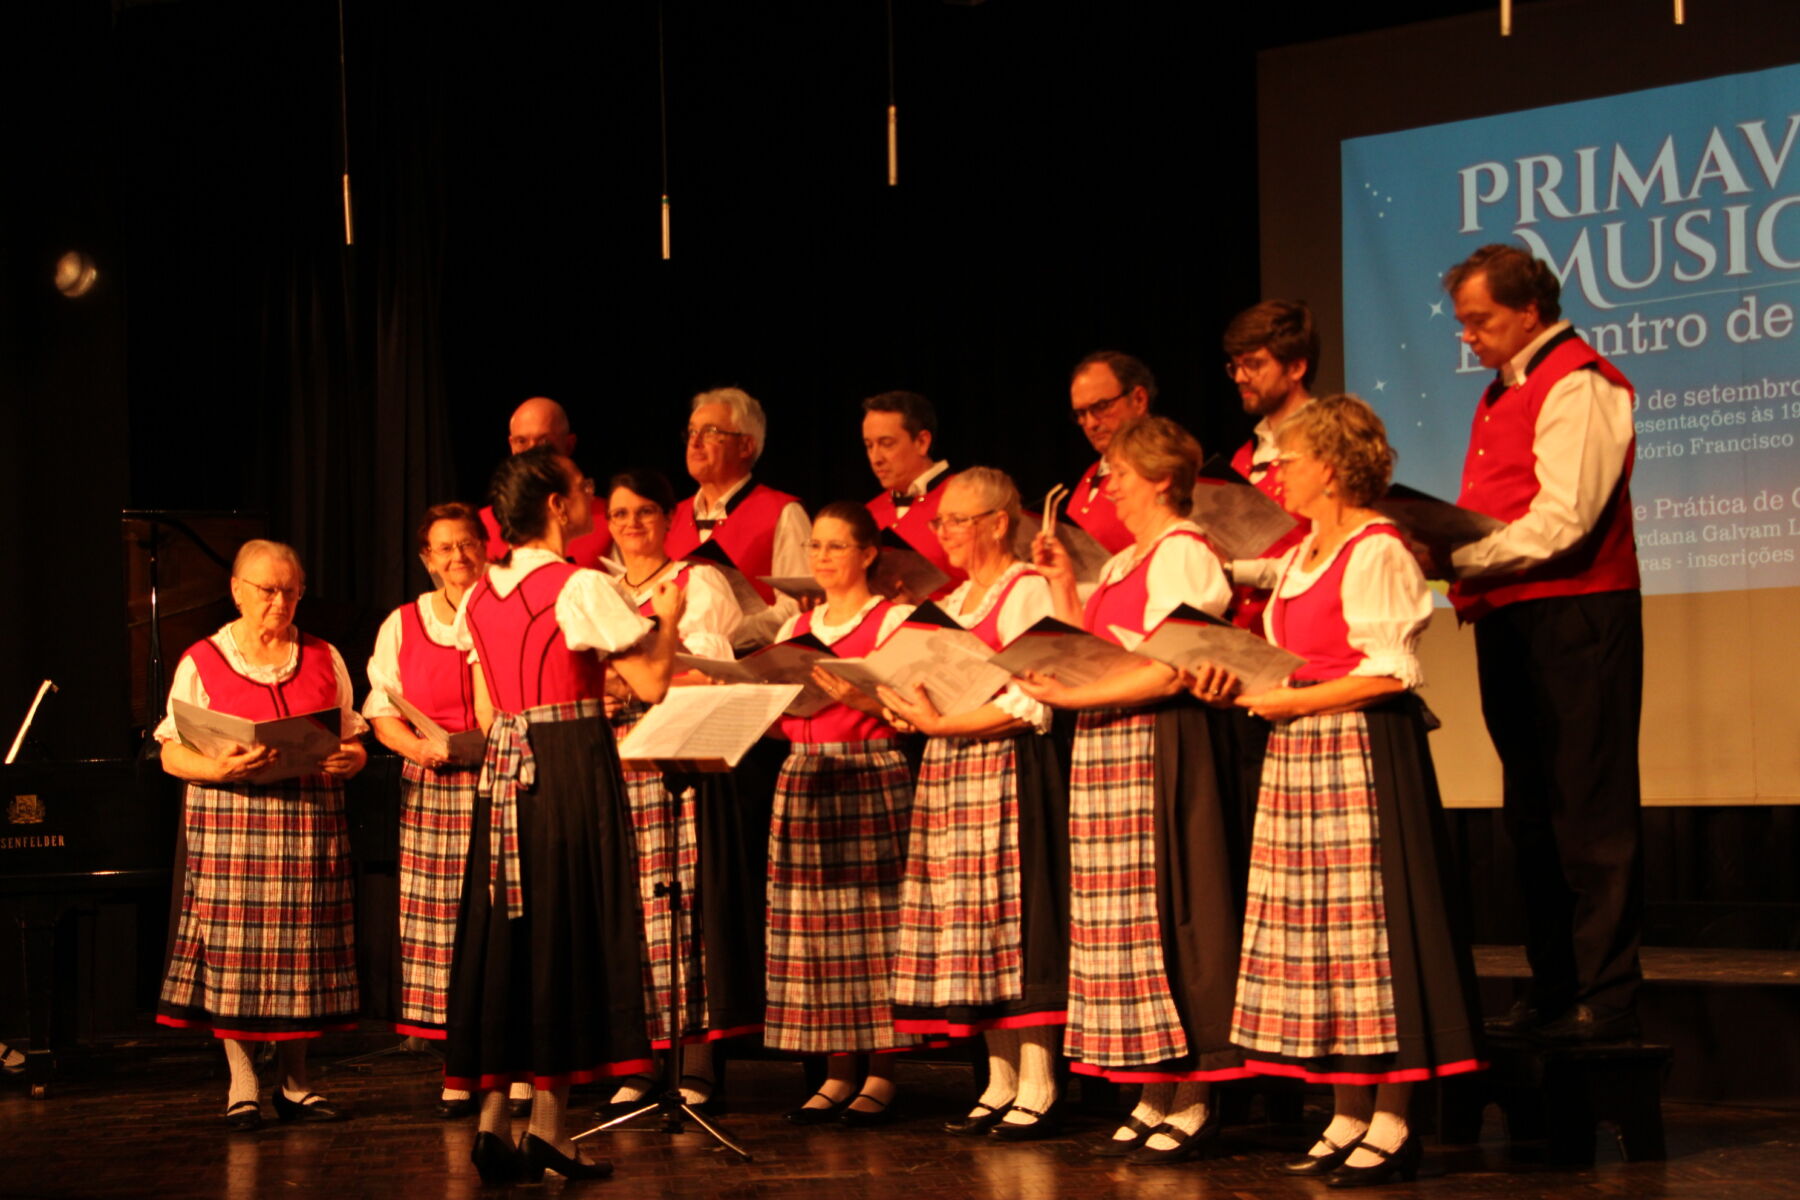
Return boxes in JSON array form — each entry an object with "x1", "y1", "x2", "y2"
[
  {"x1": 1070, "y1": 1060, "x2": 1256, "y2": 1083},
  {"x1": 443, "y1": 1057, "x2": 660, "y2": 1093},
  {"x1": 157, "y1": 1015, "x2": 357, "y2": 1042},
  {"x1": 895, "y1": 1011, "x2": 1068, "y2": 1038},
  {"x1": 393, "y1": 1023, "x2": 448, "y2": 1041},
  {"x1": 1240, "y1": 1056, "x2": 1490, "y2": 1085},
  {"x1": 649, "y1": 1022, "x2": 762, "y2": 1051}
]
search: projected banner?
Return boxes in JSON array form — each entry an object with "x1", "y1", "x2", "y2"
[{"x1": 1342, "y1": 63, "x2": 1800, "y2": 597}]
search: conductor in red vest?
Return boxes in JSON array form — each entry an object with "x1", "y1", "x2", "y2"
[
  {"x1": 861, "y1": 390, "x2": 959, "y2": 600},
  {"x1": 1219, "y1": 301, "x2": 1319, "y2": 631},
  {"x1": 1065, "y1": 351, "x2": 1155, "y2": 555},
  {"x1": 1441, "y1": 243, "x2": 1643, "y2": 1043},
  {"x1": 666, "y1": 386, "x2": 811, "y2": 649},
  {"x1": 477, "y1": 396, "x2": 612, "y2": 569}
]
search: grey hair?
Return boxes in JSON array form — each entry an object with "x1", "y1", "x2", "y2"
[
  {"x1": 691, "y1": 387, "x2": 768, "y2": 464},
  {"x1": 945, "y1": 466, "x2": 1023, "y2": 538},
  {"x1": 232, "y1": 538, "x2": 305, "y2": 582}
]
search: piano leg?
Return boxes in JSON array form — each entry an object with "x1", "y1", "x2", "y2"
[{"x1": 18, "y1": 897, "x2": 59, "y2": 1098}]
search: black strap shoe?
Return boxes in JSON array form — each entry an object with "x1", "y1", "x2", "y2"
[{"x1": 272, "y1": 1090, "x2": 346, "y2": 1123}]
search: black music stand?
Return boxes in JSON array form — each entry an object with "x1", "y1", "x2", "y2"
[{"x1": 571, "y1": 767, "x2": 752, "y2": 1161}]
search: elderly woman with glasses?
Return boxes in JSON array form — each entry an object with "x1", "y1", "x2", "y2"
[
  {"x1": 763, "y1": 501, "x2": 920, "y2": 1127},
  {"x1": 364, "y1": 502, "x2": 510, "y2": 1117},
  {"x1": 154, "y1": 539, "x2": 369, "y2": 1131},
  {"x1": 878, "y1": 467, "x2": 1072, "y2": 1141},
  {"x1": 596, "y1": 467, "x2": 761, "y2": 1117}
]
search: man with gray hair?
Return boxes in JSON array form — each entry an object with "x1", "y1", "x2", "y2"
[{"x1": 666, "y1": 387, "x2": 810, "y2": 648}]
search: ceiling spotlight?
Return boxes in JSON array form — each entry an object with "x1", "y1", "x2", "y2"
[{"x1": 54, "y1": 251, "x2": 97, "y2": 299}]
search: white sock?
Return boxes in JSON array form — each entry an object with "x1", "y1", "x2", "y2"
[
  {"x1": 441, "y1": 1086, "x2": 471, "y2": 1102},
  {"x1": 222, "y1": 1039, "x2": 259, "y2": 1108},
  {"x1": 680, "y1": 1042, "x2": 716, "y2": 1104},
  {"x1": 477, "y1": 1087, "x2": 511, "y2": 1137},
  {"x1": 1314, "y1": 1112, "x2": 1371, "y2": 1155},
  {"x1": 0, "y1": 1042, "x2": 24, "y2": 1069},
  {"x1": 1143, "y1": 1082, "x2": 1207, "y2": 1149},
  {"x1": 526, "y1": 1085, "x2": 570, "y2": 1151},
  {"x1": 1001, "y1": 1027, "x2": 1058, "y2": 1124},
  {"x1": 508, "y1": 1078, "x2": 533, "y2": 1102},
  {"x1": 1117, "y1": 1082, "x2": 1173, "y2": 1141},
  {"x1": 977, "y1": 1029, "x2": 1020, "y2": 1112},
  {"x1": 1344, "y1": 1111, "x2": 1410, "y2": 1167}
]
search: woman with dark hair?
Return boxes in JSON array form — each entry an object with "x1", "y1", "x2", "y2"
[
  {"x1": 365, "y1": 503, "x2": 517, "y2": 1117},
  {"x1": 879, "y1": 466, "x2": 1071, "y2": 1140},
  {"x1": 444, "y1": 447, "x2": 683, "y2": 1185},
  {"x1": 1022, "y1": 415, "x2": 1252, "y2": 1163},
  {"x1": 764, "y1": 501, "x2": 919, "y2": 1126},
  {"x1": 153, "y1": 539, "x2": 368, "y2": 1131},
  {"x1": 598, "y1": 467, "x2": 761, "y2": 1116},
  {"x1": 1222, "y1": 395, "x2": 1483, "y2": 1188}
]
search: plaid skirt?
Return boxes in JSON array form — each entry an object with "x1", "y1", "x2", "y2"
[
  {"x1": 1232, "y1": 698, "x2": 1486, "y2": 1083},
  {"x1": 158, "y1": 777, "x2": 358, "y2": 1039},
  {"x1": 1064, "y1": 702, "x2": 1250, "y2": 1080},
  {"x1": 892, "y1": 731, "x2": 1070, "y2": 1035},
  {"x1": 442, "y1": 703, "x2": 654, "y2": 1091},
  {"x1": 764, "y1": 740, "x2": 917, "y2": 1054},
  {"x1": 394, "y1": 761, "x2": 480, "y2": 1037},
  {"x1": 615, "y1": 706, "x2": 764, "y2": 1046}
]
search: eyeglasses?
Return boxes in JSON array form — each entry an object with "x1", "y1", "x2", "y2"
[
  {"x1": 1224, "y1": 353, "x2": 1275, "y2": 380},
  {"x1": 238, "y1": 579, "x2": 305, "y2": 603},
  {"x1": 427, "y1": 539, "x2": 483, "y2": 556},
  {"x1": 608, "y1": 505, "x2": 664, "y2": 525},
  {"x1": 1069, "y1": 393, "x2": 1125, "y2": 426},
  {"x1": 685, "y1": 424, "x2": 748, "y2": 446},
  {"x1": 927, "y1": 509, "x2": 998, "y2": 532},
  {"x1": 805, "y1": 539, "x2": 859, "y2": 556}
]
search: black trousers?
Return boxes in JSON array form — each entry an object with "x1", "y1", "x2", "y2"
[{"x1": 1473, "y1": 589, "x2": 1644, "y2": 1017}]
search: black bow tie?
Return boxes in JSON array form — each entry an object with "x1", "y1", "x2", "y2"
[
  {"x1": 891, "y1": 492, "x2": 916, "y2": 509},
  {"x1": 695, "y1": 517, "x2": 720, "y2": 530}
]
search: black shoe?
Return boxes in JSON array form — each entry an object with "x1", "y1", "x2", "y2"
[
  {"x1": 1486, "y1": 997, "x2": 1556, "y2": 1037},
  {"x1": 944, "y1": 1100, "x2": 1012, "y2": 1136},
  {"x1": 223, "y1": 1100, "x2": 263, "y2": 1132},
  {"x1": 600, "y1": 1073, "x2": 659, "y2": 1117},
  {"x1": 1282, "y1": 1130, "x2": 1365, "y2": 1176},
  {"x1": 272, "y1": 1090, "x2": 346, "y2": 1123},
  {"x1": 839, "y1": 1092, "x2": 895, "y2": 1128},
  {"x1": 1533, "y1": 1003, "x2": 1640, "y2": 1044},
  {"x1": 1126, "y1": 1108, "x2": 1223, "y2": 1165},
  {"x1": 520, "y1": 1132, "x2": 614, "y2": 1181},
  {"x1": 508, "y1": 1094, "x2": 533, "y2": 1118},
  {"x1": 785, "y1": 1090, "x2": 851, "y2": 1125},
  {"x1": 1090, "y1": 1114, "x2": 1156, "y2": 1157},
  {"x1": 989, "y1": 1104, "x2": 1061, "y2": 1142},
  {"x1": 436, "y1": 1095, "x2": 477, "y2": 1119},
  {"x1": 471, "y1": 1130, "x2": 525, "y2": 1185},
  {"x1": 1326, "y1": 1132, "x2": 1423, "y2": 1188},
  {"x1": 680, "y1": 1072, "x2": 728, "y2": 1114}
]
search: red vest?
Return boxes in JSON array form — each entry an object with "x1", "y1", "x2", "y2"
[
  {"x1": 479, "y1": 504, "x2": 611, "y2": 570},
  {"x1": 395, "y1": 599, "x2": 479, "y2": 734},
  {"x1": 1227, "y1": 438, "x2": 1312, "y2": 633},
  {"x1": 1067, "y1": 460, "x2": 1133, "y2": 555},
  {"x1": 776, "y1": 602, "x2": 899, "y2": 744},
  {"x1": 1267, "y1": 523, "x2": 1404, "y2": 683},
  {"x1": 666, "y1": 481, "x2": 801, "y2": 604},
  {"x1": 867, "y1": 474, "x2": 963, "y2": 598},
  {"x1": 1450, "y1": 333, "x2": 1640, "y2": 621},
  {"x1": 969, "y1": 570, "x2": 1043, "y2": 650},
  {"x1": 184, "y1": 632, "x2": 341, "y2": 720},
  {"x1": 1083, "y1": 530, "x2": 1211, "y2": 645},
  {"x1": 462, "y1": 562, "x2": 608, "y2": 712}
]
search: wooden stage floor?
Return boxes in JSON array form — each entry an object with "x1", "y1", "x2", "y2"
[{"x1": 6, "y1": 1037, "x2": 1798, "y2": 1200}]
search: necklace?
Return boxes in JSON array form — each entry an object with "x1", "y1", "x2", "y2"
[{"x1": 624, "y1": 558, "x2": 671, "y2": 590}]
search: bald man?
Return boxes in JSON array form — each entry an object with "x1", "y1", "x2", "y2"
[{"x1": 477, "y1": 397, "x2": 612, "y2": 568}]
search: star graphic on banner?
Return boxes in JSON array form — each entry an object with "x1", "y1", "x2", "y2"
[
  {"x1": 1429, "y1": 300, "x2": 1445, "y2": 317},
  {"x1": 1374, "y1": 380, "x2": 1388, "y2": 392}
]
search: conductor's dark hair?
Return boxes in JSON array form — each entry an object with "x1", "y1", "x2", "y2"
[
  {"x1": 1070, "y1": 350, "x2": 1158, "y2": 404},
  {"x1": 1223, "y1": 300, "x2": 1322, "y2": 388},
  {"x1": 415, "y1": 502, "x2": 484, "y2": 553},
  {"x1": 814, "y1": 499, "x2": 881, "y2": 550},
  {"x1": 861, "y1": 390, "x2": 938, "y2": 439},
  {"x1": 1443, "y1": 242, "x2": 1563, "y2": 323},
  {"x1": 606, "y1": 467, "x2": 677, "y2": 516},
  {"x1": 488, "y1": 445, "x2": 573, "y2": 548}
]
